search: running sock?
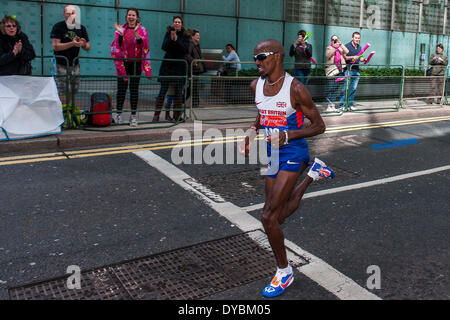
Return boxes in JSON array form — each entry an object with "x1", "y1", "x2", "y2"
[{"x1": 277, "y1": 265, "x2": 293, "y2": 275}]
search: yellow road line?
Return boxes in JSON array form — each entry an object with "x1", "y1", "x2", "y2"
[
  {"x1": 0, "y1": 152, "x2": 65, "y2": 162},
  {"x1": 0, "y1": 156, "x2": 68, "y2": 166},
  {"x1": 1, "y1": 115, "x2": 449, "y2": 166}
]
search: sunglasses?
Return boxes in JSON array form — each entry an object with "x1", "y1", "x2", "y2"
[
  {"x1": 5, "y1": 24, "x2": 17, "y2": 28},
  {"x1": 254, "y1": 51, "x2": 279, "y2": 61}
]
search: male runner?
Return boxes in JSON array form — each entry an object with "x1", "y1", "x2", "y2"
[{"x1": 241, "y1": 39, "x2": 335, "y2": 298}]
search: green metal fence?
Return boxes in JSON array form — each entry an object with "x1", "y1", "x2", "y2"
[
  {"x1": 189, "y1": 60, "x2": 257, "y2": 123},
  {"x1": 345, "y1": 64, "x2": 404, "y2": 112},
  {"x1": 401, "y1": 64, "x2": 446, "y2": 109},
  {"x1": 446, "y1": 65, "x2": 450, "y2": 105},
  {"x1": 32, "y1": 55, "x2": 74, "y2": 128},
  {"x1": 189, "y1": 61, "x2": 406, "y2": 123},
  {"x1": 284, "y1": 63, "x2": 348, "y2": 116},
  {"x1": 36, "y1": 56, "x2": 448, "y2": 130}
]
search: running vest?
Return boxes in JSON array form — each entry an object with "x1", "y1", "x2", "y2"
[{"x1": 255, "y1": 72, "x2": 308, "y2": 150}]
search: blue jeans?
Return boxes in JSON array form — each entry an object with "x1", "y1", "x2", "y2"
[
  {"x1": 339, "y1": 70, "x2": 360, "y2": 108},
  {"x1": 165, "y1": 95, "x2": 175, "y2": 108},
  {"x1": 294, "y1": 69, "x2": 311, "y2": 85}
]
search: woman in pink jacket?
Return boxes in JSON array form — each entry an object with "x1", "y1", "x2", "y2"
[{"x1": 110, "y1": 8, "x2": 151, "y2": 127}]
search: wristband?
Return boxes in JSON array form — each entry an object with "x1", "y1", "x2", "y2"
[{"x1": 283, "y1": 131, "x2": 289, "y2": 145}]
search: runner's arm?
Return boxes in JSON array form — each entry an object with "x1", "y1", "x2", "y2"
[{"x1": 271, "y1": 79, "x2": 325, "y2": 147}]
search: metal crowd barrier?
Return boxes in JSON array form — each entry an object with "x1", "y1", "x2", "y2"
[
  {"x1": 284, "y1": 62, "x2": 348, "y2": 116},
  {"x1": 346, "y1": 64, "x2": 404, "y2": 112},
  {"x1": 189, "y1": 60, "x2": 257, "y2": 123},
  {"x1": 190, "y1": 61, "x2": 407, "y2": 123},
  {"x1": 29, "y1": 56, "x2": 448, "y2": 129},
  {"x1": 32, "y1": 56, "x2": 72, "y2": 127},
  {"x1": 402, "y1": 64, "x2": 446, "y2": 109},
  {"x1": 71, "y1": 57, "x2": 188, "y2": 131},
  {"x1": 446, "y1": 65, "x2": 450, "y2": 105}
]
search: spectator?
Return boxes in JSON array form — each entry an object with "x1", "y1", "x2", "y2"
[
  {"x1": 0, "y1": 15, "x2": 36, "y2": 75},
  {"x1": 325, "y1": 35, "x2": 348, "y2": 112},
  {"x1": 51, "y1": 4, "x2": 90, "y2": 105},
  {"x1": 289, "y1": 30, "x2": 313, "y2": 85},
  {"x1": 110, "y1": 8, "x2": 151, "y2": 127},
  {"x1": 153, "y1": 16, "x2": 190, "y2": 122},
  {"x1": 185, "y1": 29, "x2": 205, "y2": 108},
  {"x1": 427, "y1": 44, "x2": 448, "y2": 104},
  {"x1": 339, "y1": 31, "x2": 365, "y2": 111},
  {"x1": 165, "y1": 91, "x2": 175, "y2": 112},
  {"x1": 221, "y1": 44, "x2": 241, "y2": 76}
]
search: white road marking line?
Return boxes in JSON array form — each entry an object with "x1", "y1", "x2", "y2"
[
  {"x1": 134, "y1": 150, "x2": 380, "y2": 300},
  {"x1": 242, "y1": 164, "x2": 450, "y2": 212}
]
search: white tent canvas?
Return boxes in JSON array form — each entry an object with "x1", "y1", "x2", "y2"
[{"x1": 0, "y1": 76, "x2": 63, "y2": 141}]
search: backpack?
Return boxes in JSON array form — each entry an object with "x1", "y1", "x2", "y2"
[{"x1": 85, "y1": 93, "x2": 112, "y2": 126}]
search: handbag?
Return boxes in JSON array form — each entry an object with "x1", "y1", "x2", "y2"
[
  {"x1": 325, "y1": 64, "x2": 339, "y2": 77},
  {"x1": 192, "y1": 61, "x2": 205, "y2": 75}
]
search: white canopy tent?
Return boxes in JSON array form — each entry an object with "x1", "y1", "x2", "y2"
[{"x1": 0, "y1": 76, "x2": 63, "y2": 141}]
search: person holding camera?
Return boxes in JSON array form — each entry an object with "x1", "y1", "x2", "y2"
[
  {"x1": 51, "y1": 5, "x2": 90, "y2": 105},
  {"x1": 152, "y1": 16, "x2": 190, "y2": 122},
  {"x1": 110, "y1": 8, "x2": 151, "y2": 127},
  {"x1": 289, "y1": 30, "x2": 313, "y2": 85},
  {"x1": 427, "y1": 44, "x2": 448, "y2": 104},
  {"x1": 325, "y1": 35, "x2": 348, "y2": 112}
]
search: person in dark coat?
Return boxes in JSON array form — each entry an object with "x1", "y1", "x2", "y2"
[
  {"x1": 153, "y1": 16, "x2": 190, "y2": 122},
  {"x1": 185, "y1": 29, "x2": 205, "y2": 108},
  {"x1": 0, "y1": 15, "x2": 36, "y2": 75}
]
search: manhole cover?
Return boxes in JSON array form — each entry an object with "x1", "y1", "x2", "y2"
[{"x1": 9, "y1": 230, "x2": 307, "y2": 300}]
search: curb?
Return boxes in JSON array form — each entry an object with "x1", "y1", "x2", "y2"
[{"x1": 1, "y1": 106, "x2": 449, "y2": 154}]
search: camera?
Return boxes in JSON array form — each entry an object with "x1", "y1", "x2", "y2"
[
  {"x1": 334, "y1": 39, "x2": 338, "y2": 44},
  {"x1": 169, "y1": 26, "x2": 175, "y2": 31}
]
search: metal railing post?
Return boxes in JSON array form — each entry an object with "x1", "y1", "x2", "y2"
[{"x1": 400, "y1": 65, "x2": 405, "y2": 108}]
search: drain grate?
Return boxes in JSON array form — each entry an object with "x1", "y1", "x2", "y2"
[
  {"x1": 191, "y1": 165, "x2": 358, "y2": 202},
  {"x1": 9, "y1": 230, "x2": 307, "y2": 300},
  {"x1": 190, "y1": 169, "x2": 266, "y2": 202}
]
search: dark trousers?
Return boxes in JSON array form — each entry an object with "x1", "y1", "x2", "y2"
[
  {"x1": 157, "y1": 78, "x2": 184, "y2": 99},
  {"x1": 117, "y1": 61, "x2": 142, "y2": 115}
]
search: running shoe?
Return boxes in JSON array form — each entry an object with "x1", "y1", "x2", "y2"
[
  {"x1": 129, "y1": 115, "x2": 138, "y2": 127},
  {"x1": 112, "y1": 113, "x2": 123, "y2": 124},
  {"x1": 307, "y1": 157, "x2": 335, "y2": 181},
  {"x1": 326, "y1": 104, "x2": 336, "y2": 112},
  {"x1": 262, "y1": 268, "x2": 294, "y2": 298}
]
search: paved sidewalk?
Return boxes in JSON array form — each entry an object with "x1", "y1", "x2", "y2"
[{"x1": 0, "y1": 105, "x2": 449, "y2": 154}]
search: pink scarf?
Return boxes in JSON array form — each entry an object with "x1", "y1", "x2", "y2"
[
  {"x1": 333, "y1": 43, "x2": 342, "y2": 66},
  {"x1": 110, "y1": 23, "x2": 152, "y2": 80}
]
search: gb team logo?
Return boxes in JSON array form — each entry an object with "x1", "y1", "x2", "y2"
[{"x1": 276, "y1": 102, "x2": 287, "y2": 108}]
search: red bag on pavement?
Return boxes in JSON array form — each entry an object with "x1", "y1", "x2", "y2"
[{"x1": 89, "y1": 93, "x2": 112, "y2": 126}]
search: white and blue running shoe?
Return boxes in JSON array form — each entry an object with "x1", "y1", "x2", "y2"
[
  {"x1": 262, "y1": 268, "x2": 294, "y2": 298},
  {"x1": 307, "y1": 158, "x2": 335, "y2": 181}
]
